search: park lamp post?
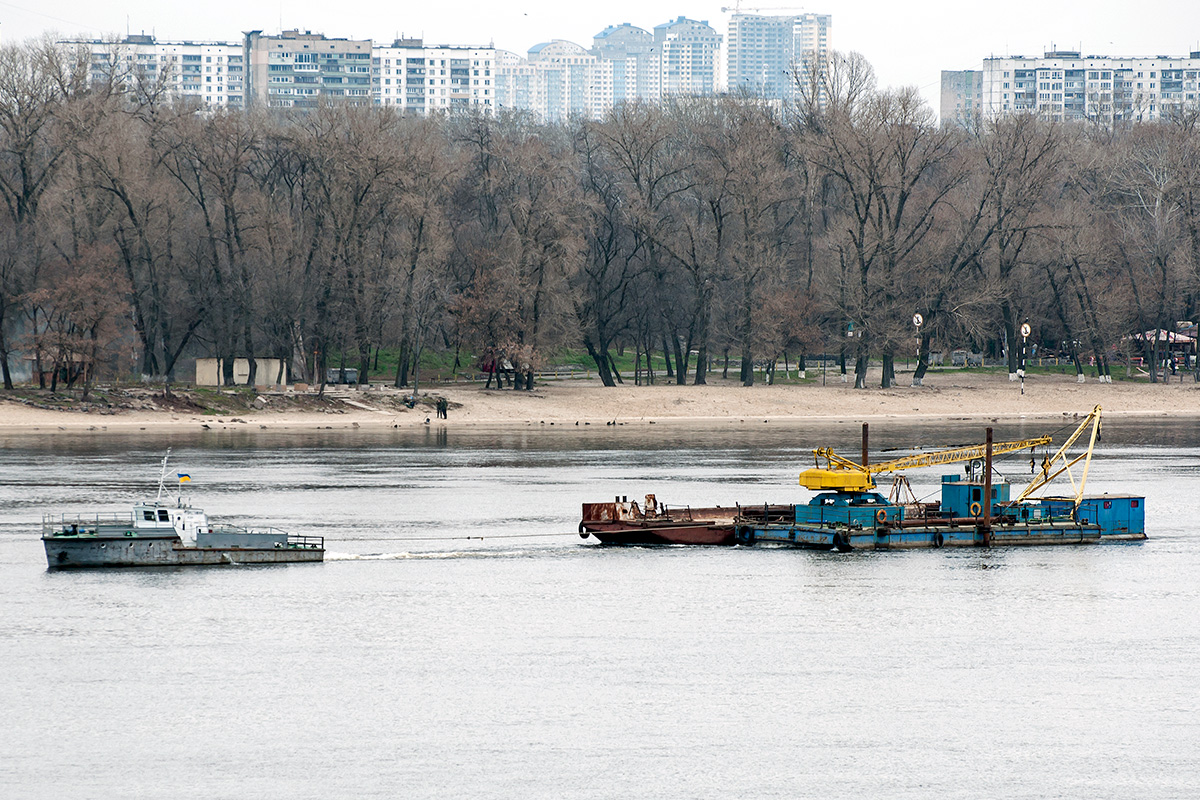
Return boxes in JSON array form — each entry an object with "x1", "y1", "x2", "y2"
[{"x1": 1019, "y1": 320, "x2": 1031, "y2": 396}]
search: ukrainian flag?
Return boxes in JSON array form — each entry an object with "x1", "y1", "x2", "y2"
[{"x1": 177, "y1": 473, "x2": 191, "y2": 483}]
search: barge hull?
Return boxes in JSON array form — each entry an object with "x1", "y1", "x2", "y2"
[
  {"x1": 738, "y1": 521, "x2": 1146, "y2": 550},
  {"x1": 582, "y1": 523, "x2": 735, "y2": 546}
]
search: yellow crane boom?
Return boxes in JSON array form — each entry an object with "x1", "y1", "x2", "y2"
[
  {"x1": 1015, "y1": 405, "x2": 1102, "y2": 509},
  {"x1": 800, "y1": 436, "x2": 1053, "y2": 492}
]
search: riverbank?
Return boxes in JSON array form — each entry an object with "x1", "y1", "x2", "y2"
[{"x1": 0, "y1": 370, "x2": 1197, "y2": 433}]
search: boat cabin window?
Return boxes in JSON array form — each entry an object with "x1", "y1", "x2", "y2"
[
  {"x1": 158, "y1": 510, "x2": 170, "y2": 522},
  {"x1": 142, "y1": 510, "x2": 155, "y2": 521}
]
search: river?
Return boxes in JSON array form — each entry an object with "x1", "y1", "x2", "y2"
[{"x1": 1, "y1": 417, "x2": 1198, "y2": 798}]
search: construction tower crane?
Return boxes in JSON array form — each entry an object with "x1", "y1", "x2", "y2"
[{"x1": 800, "y1": 435, "x2": 1053, "y2": 493}]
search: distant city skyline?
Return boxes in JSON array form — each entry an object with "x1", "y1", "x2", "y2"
[{"x1": 4, "y1": 0, "x2": 1200, "y2": 113}]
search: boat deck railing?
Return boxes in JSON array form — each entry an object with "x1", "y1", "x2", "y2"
[
  {"x1": 210, "y1": 524, "x2": 322, "y2": 549},
  {"x1": 44, "y1": 512, "x2": 134, "y2": 526},
  {"x1": 42, "y1": 512, "x2": 135, "y2": 534},
  {"x1": 286, "y1": 533, "x2": 324, "y2": 550}
]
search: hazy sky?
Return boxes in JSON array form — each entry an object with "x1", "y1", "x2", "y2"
[{"x1": 3, "y1": 0, "x2": 1200, "y2": 111}]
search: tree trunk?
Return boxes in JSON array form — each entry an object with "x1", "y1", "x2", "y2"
[
  {"x1": 1, "y1": 312, "x2": 14, "y2": 388},
  {"x1": 661, "y1": 335, "x2": 674, "y2": 379},
  {"x1": 854, "y1": 350, "x2": 868, "y2": 389},
  {"x1": 673, "y1": 336, "x2": 687, "y2": 385},
  {"x1": 881, "y1": 352, "x2": 895, "y2": 389},
  {"x1": 222, "y1": 345, "x2": 236, "y2": 386},
  {"x1": 608, "y1": 351, "x2": 624, "y2": 384},
  {"x1": 396, "y1": 341, "x2": 410, "y2": 387},
  {"x1": 1001, "y1": 301, "x2": 1018, "y2": 379},
  {"x1": 912, "y1": 331, "x2": 932, "y2": 386},
  {"x1": 244, "y1": 322, "x2": 257, "y2": 387},
  {"x1": 584, "y1": 337, "x2": 616, "y2": 387}
]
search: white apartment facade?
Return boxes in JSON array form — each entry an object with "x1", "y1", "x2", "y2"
[
  {"x1": 65, "y1": 19, "x2": 732, "y2": 121},
  {"x1": 591, "y1": 23, "x2": 658, "y2": 105},
  {"x1": 66, "y1": 34, "x2": 247, "y2": 109},
  {"x1": 373, "y1": 39, "x2": 496, "y2": 114},
  {"x1": 654, "y1": 16, "x2": 721, "y2": 97},
  {"x1": 726, "y1": 12, "x2": 831, "y2": 101},
  {"x1": 495, "y1": 17, "x2": 721, "y2": 122},
  {"x1": 981, "y1": 49, "x2": 1200, "y2": 124}
]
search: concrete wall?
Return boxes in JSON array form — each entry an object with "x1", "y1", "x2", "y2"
[{"x1": 195, "y1": 358, "x2": 287, "y2": 386}]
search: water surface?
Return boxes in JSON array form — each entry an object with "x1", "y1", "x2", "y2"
[{"x1": 2, "y1": 418, "x2": 1197, "y2": 798}]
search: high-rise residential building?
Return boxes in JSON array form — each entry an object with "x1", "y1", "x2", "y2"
[
  {"x1": 529, "y1": 40, "x2": 602, "y2": 120},
  {"x1": 62, "y1": 34, "x2": 247, "y2": 109},
  {"x1": 63, "y1": 19, "x2": 733, "y2": 120},
  {"x1": 373, "y1": 39, "x2": 495, "y2": 114},
  {"x1": 726, "y1": 12, "x2": 831, "y2": 101},
  {"x1": 591, "y1": 23, "x2": 658, "y2": 104},
  {"x1": 496, "y1": 40, "x2": 602, "y2": 121},
  {"x1": 979, "y1": 49, "x2": 1200, "y2": 124},
  {"x1": 244, "y1": 29, "x2": 372, "y2": 109},
  {"x1": 653, "y1": 16, "x2": 721, "y2": 97},
  {"x1": 494, "y1": 49, "x2": 541, "y2": 114},
  {"x1": 940, "y1": 70, "x2": 983, "y2": 127}
]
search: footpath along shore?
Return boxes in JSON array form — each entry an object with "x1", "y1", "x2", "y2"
[{"x1": 0, "y1": 370, "x2": 1197, "y2": 434}]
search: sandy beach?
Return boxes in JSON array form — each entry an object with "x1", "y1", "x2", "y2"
[{"x1": 1, "y1": 370, "x2": 1197, "y2": 433}]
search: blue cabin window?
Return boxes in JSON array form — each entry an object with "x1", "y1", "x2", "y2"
[
  {"x1": 1131, "y1": 499, "x2": 1139, "y2": 507},
  {"x1": 1104, "y1": 500, "x2": 1112, "y2": 509}
]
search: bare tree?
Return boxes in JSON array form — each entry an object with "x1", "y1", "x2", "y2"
[
  {"x1": 811, "y1": 72, "x2": 963, "y2": 388},
  {"x1": 0, "y1": 38, "x2": 88, "y2": 388}
]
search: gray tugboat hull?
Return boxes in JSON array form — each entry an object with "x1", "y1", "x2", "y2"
[{"x1": 44, "y1": 535, "x2": 323, "y2": 569}]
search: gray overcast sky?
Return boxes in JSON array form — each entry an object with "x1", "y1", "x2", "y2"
[{"x1": 3, "y1": 1, "x2": 1199, "y2": 111}]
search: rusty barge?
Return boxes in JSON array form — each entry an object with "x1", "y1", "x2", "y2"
[{"x1": 579, "y1": 495, "x2": 789, "y2": 545}]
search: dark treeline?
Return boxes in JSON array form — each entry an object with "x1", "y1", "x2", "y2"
[{"x1": 2, "y1": 40, "x2": 1198, "y2": 395}]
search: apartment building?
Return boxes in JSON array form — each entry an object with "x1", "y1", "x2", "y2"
[
  {"x1": 373, "y1": 39, "x2": 495, "y2": 114},
  {"x1": 654, "y1": 16, "x2": 721, "y2": 96},
  {"x1": 979, "y1": 49, "x2": 1200, "y2": 124},
  {"x1": 940, "y1": 69, "x2": 983, "y2": 127},
  {"x1": 65, "y1": 19, "x2": 730, "y2": 120},
  {"x1": 591, "y1": 23, "x2": 658, "y2": 104},
  {"x1": 65, "y1": 34, "x2": 246, "y2": 109},
  {"x1": 726, "y1": 12, "x2": 831, "y2": 100},
  {"x1": 244, "y1": 29, "x2": 372, "y2": 109}
]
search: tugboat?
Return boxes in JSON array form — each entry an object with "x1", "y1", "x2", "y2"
[{"x1": 42, "y1": 452, "x2": 323, "y2": 569}]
